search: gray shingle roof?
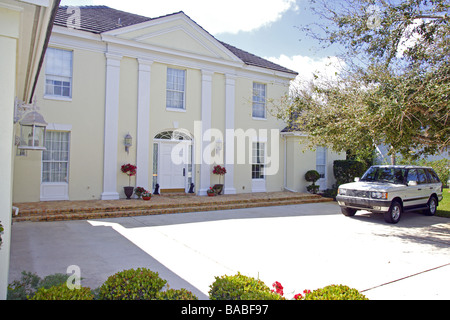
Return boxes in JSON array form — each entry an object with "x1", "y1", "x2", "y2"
[{"x1": 55, "y1": 6, "x2": 298, "y2": 75}]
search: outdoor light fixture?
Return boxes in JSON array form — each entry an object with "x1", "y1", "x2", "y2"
[
  {"x1": 124, "y1": 133, "x2": 132, "y2": 154},
  {"x1": 14, "y1": 98, "x2": 48, "y2": 151}
]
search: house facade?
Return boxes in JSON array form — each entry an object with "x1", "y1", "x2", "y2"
[{"x1": 12, "y1": 5, "x2": 344, "y2": 203}]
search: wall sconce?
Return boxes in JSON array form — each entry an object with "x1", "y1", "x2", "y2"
[
  {"x1": 14, "y1": 98, "x2": 48, "y2": 151},
  {"x1": 124, "y1": 133, "x2": 132, "y2": 154}
]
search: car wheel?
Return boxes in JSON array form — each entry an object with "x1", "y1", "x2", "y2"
[
  {"x1": 424, "y1": 196, "x2": 438, "y2": 216},
  {"x1": 341, "y1": 207, "x2": 357, "y2": 216},
  {"x1": 384, "y1": 200, "x2": 402, "y2": 224}
]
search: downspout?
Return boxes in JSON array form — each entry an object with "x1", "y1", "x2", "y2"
[{"x1": 28, "y1": 0, "x2": 61, "y2": 103}]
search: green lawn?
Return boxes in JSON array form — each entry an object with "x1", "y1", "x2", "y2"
[{"x1": 437, "y1": 188, "x2": 450, "y2": 218}]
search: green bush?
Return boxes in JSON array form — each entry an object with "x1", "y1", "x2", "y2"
[
  {"x1": 208, "y1": 272, "x2": 271, "y2": 300},
  {"x1": 334, "y1": 160, "x2": 366, "y2": 187},
  {"x1": 241, "y1": 290, "x2": 286, "y2": 300},
  {"x1": 98, "y1": 268, "x2": 167, "y2": 300},
  {"x1": 30, "y1": 284, "x2": 94, "y2": 300},
  {"x1": 7, "y1": 271, "x2": 70, "y2": 300},
  {"x1": 156, "y1": 288, "x2": 198, "y2": 300},
  {"x1": 303, "y1": 284, "x2": 368, "y2": 300},
  {"x1": 305, "y1": 170, "x2": 321, "y2": 194}
]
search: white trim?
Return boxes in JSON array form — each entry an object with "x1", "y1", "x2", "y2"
[
  {"x1": 224, "y1": 74, "x2": 236, "y2": 195},
  {"x1": 46, "y1": 123, "x2": 72, "y2": 131},
  {"x1": 43, "y1": 95, "x2": 72, "y2": 102},
  {"x1": 101, "y1": 53, "x2": 122, "y2": 200},
  {"x1": 136, "y1": 58, "x2": 153, "y2": 190},
  {"x1": 198, "y1": 69, "x2": 213, "y2": 196}
]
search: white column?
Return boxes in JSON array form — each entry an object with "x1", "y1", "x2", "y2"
[
  {"x1": 101, "y1": 53, "x2": 122, "y2": 200},
  {"x1": 198, "y1": 69, "x2": 213, "y2": 196},
  {"x1": 136, "y1": 59, "x2": 153, "y2": 190},
  {"x1": 224, "y1": 74, "x2": 236, "y2": 194}
]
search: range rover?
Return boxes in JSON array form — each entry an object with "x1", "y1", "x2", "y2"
[{"x1": 336, "y1": 165, "x2": 443, "y2": 224}]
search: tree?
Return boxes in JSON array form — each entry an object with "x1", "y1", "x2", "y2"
[{"x1": 280, "y1": 0, "x2": 449, "y2": 161}]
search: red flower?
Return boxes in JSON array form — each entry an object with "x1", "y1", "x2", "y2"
[
  {"x1": 294, "y1": 293, "x2": 303, "y2": 300},
  {"x1": 212, "y1": 165, "x2": 227, "y2": 175},
  {"x1": 272, "y1": 281, "x2": 284, "y2": 296}
]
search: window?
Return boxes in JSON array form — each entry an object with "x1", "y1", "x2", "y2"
[
  {"x1": 42, "y1": 131, "x2": 70, "y2": 183},
  {"x1": 316, "y1": 147, "x2": 326, "y2": 179},
  {"x1": 45, "y1": 48, "x2": 73, "y2": 98},
  {"x1": 166, "y1": 68, "x2": 186, "y2": 110},
  {"x1": 252, "y1": 142, "x2": 265, "y2": 179},
  {"x1": 252, "y1": 82, "x2": 266, "y2": 118}
]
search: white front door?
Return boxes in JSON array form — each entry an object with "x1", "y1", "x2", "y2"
[
  {"x1": 251, "y1": 142, "x2": 266, "y2": 192},
  {"x1": 159, "y1": 142, "x2": 187, "y2": 190},
  {"x1": 40, "y1": 131, "x2": 70, "y2": 201}
]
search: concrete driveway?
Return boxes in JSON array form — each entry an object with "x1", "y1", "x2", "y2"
[{"x1": 9, "y1": 202, "x2": 450, "y2": 300}]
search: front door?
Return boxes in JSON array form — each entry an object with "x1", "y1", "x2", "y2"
[{"x1": 159, "y1": 142, "x2": 187, "y2": 190}]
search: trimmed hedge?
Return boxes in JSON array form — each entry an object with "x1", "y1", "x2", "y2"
[
  {"x1": 30, "y1": 284, "x2": 94, "y2": 300},
  {"x1": 334, "y1": 160, "x2": 366, "y2": 186},
  {"x1": 303, "y1": 284, "x2": 368, "y2": 300},
  {"x1": 209, "y1": 273, "x2": 273, "y2": 300},
  {"x1": 98, "y1": 268, "x2": 167, "y2": 300}
]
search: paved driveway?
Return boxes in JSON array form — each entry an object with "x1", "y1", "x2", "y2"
[{"x1": 9, "y1": 202, "x2": 450, "y2": 300}]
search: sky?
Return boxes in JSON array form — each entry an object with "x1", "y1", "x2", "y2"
[{"x1": 59, "y1": 0, "x2": 344, "y2": 82}]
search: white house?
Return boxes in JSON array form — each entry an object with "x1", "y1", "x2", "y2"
[{"x1": 12, "y1": 5, "x2": 345, "y2": 203}]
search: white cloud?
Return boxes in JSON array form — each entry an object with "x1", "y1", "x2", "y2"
[
  {"x1": 88, "y1": 0, "x2": 298, "y2": 34},
  {"x1": 266, "y1": 54, "x2": 345, "y2": 87}
]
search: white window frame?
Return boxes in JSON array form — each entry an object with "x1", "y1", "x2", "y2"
[
  {"x1": 252, "y1": 142, "x2": 266, "y2": 180},
  {"x1": 252, "y1": 82, "x2": 266, "y2": 119},
  {"x1": 44, "y1": 47, "x2": 73, "y2": 100},
  {"x1": 166, "y1": 67, "x2": 186, "y2": 111},
  {"x1": 42, "y1": 131, "x2": 71, "y2": 184}
]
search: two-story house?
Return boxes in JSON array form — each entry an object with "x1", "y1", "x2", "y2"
[{"x1": 12, "y1": 5, "x2": 344, "y2": 202}]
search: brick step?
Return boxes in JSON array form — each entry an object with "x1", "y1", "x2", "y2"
[
  {"x1": 13, "y1": 196, "x2": 332, "y2": 222},
  {"x1": 14, "y1": 193, "x2": 322, "y2": 216}
]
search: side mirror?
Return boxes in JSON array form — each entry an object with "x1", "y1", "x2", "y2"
[
  {"x1": 354, "y1": 177, "x2": 360, "y2": 182},
  {"x1": 408, "y1": 180, "x2": 418, "y2": 186}
]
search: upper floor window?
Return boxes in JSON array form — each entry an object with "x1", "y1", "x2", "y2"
[
  {"x1": 45, "y1": 48, "x2": 73, "y2": 98},
  {"x1": 252, "y1": 82, "x2": 266, "y2": 119},
  {"x1": 166, "y1": 68, "x2": 186, "y2": 110}
]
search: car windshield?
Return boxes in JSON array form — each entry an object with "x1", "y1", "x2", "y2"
[{"x1": 360, "y1": 167, "x2": 406, "y2": 184}]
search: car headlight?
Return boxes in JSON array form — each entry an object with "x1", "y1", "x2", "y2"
[
  {"x1": 371, "y1": 191, "x2": 388, "y2": 199},
  {"x1": 338, "y1": 188, "x2": 347, "y2": 195}
]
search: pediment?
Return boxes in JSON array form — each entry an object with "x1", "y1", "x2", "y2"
[{"x1": 103, "y1": 13, "x2": 241, "y2": 62}]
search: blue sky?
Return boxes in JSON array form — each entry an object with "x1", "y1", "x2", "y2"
[{"x1": 59, "y1": 0, "x2": 343, "y2": 81}]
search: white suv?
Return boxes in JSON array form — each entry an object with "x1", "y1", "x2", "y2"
[{"x1": 336, "y1": 165, "x2": 443, "y2": 224}]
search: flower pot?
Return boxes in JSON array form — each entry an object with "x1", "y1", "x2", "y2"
[
  {"x1": 213, "y1": 184, "x2": 224, "y2": 195},
  {"x1": 124, "y1": 186, "x2": 134, "y2": 199},
  {"x1": 207, "y1": 193, "x2": 215, "y2": 197},
  {"x1": 142, "y1": 196, "x2": 151, "y2": 201}
]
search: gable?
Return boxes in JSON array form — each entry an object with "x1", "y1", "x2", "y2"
[{"x1": 104, "y1": 13, "x2": 241, "y2": 62}]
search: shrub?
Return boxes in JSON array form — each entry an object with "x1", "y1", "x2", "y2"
[
  {"x1": 305, "y1": 170, "x2": 321, "y2": 194},
  {"x1": 303, "y1": 284, "x2": 368, "y2": 300},
  {"x1": 156, "y1": 288, "x2": 198, "y2": 300},
  {"x1": 98, "y1": 268, "x2": 167, "y2": 300},
  {"x1": 30, "y1": 284, "x2": 94, "y2": 300},
  {"x1": 334, "y1": 160, "x2": 366, "y2": 187},
  {"x1": 241, "y1": 290, "x2": 286, "y2": 300},
  {"x1": 7, "y1": 271, "x2": 70, "y2": 300},
  {"x1": 208, "y1": 272, "x2": 271, "y2": 300}
]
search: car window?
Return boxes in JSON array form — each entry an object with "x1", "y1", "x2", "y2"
[
  {"x1": 417, "y1": 169, "x2": 428, "y2": 184},
  {"x1": 426, "y1": 169, "x2": 441, "y2": 183},
  {"x1": 406, "y1": 169, "x2": 418, "y2": 184},
  {"x1": 361, "y1": 167, "x2": 405, "y2": 184}
]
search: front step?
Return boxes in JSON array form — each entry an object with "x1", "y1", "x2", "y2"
[{"x1": 13, "y1": 193, "x2": 333, "y2": 222}]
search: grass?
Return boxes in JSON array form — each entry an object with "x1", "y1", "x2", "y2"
[{"x1": 437, "y1": 188, "x2": 450, "y2": 218}]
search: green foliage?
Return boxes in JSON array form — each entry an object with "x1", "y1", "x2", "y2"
[
  {"x1": 303, "y1": 284, "x2": 368, "y2": 300},
  {"x1": 7, "y1": 271, "x2": 70, "y2": 300},
  {"x1": 305, "y1": 170, "x2": 320, "y2": 183},
  {"x1": 208, "y1": 273, "x2": 271, "y2": 300},
  {"x1": 30, "y1": 284, "x2": 94, "y2": 300},
  {"x1": 155, "y1": 288, "x2": 198, "y2": 300},
  {"x1": 241, "y1": 290, "x2": 286, "y2": 300},
  {"x1": 98, "y1": 268, "x2": 167, "y2": 300},
  {"x1": 334, "y1": 160, "x2": 366, "y2": 186}
]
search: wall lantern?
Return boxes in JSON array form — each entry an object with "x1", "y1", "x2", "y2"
[
  {"x1": 124, "y1": 133, "x2": 132, "y2": 154},
  {"x1": 14, "y1": 98, "x2": 48, "y2": 151}
]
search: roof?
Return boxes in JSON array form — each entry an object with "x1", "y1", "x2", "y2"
[{"x1": 54, "y1": 6, "x2": 298, "y2": 75}]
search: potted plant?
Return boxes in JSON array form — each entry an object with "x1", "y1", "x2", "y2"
[
  {"x1": 134, "y1": 187, "x2": 146, "y2": 198},
  {"x1": 142, "y1": 191, "x2": 151, "y2": 201},
  {"x1": 305, "y1": 170, "x2": 320, "y2": 194},
  {"x1": 121, "y1": 163, "x2": 137, "y2": 199},
  {"x1": 212, "y1": 165, "x2": 227, "y2": 195},
  {"x1": 207, "y1": 187, "x2": 216, "y2": 197}
]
